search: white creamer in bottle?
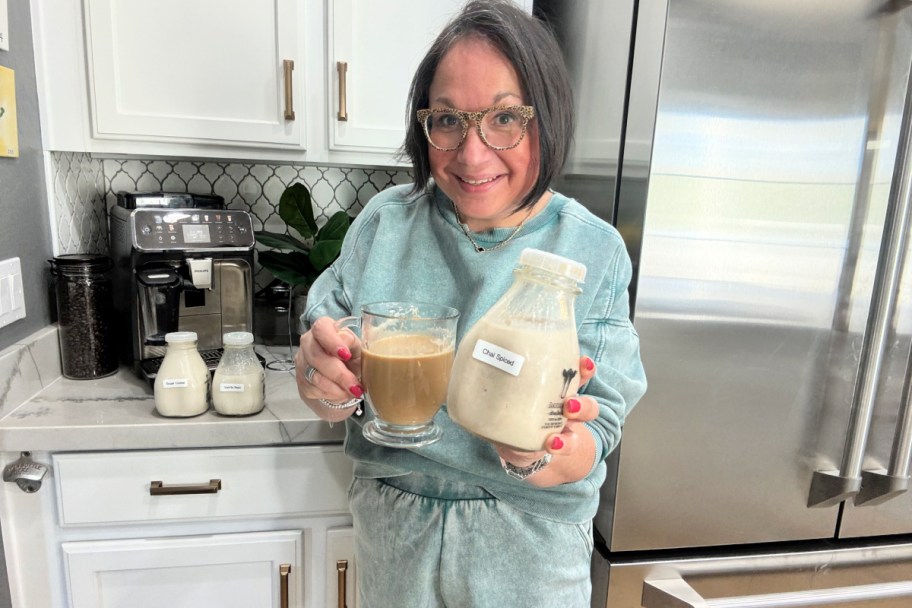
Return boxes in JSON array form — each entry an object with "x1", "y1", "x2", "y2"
[
  {"x1": 154, "y1": 331, "x2": 210, "y2": 417},
  {"x1": 212, "y1": 331, "x2": 265, "y2": 416},
  {"x1": 447, "y1": 249, "x2": 586, "y2": 451}
]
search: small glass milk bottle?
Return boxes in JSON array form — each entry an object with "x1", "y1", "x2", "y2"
[
  {"x1": 154, "y1": 331, "x2": 210, "y2": 417},
  {"x1": 212, "y1": 331, "x2": 265, "y2": 416},
  {"x1": 447, "y1": 249, "x2": 587, "y2": 451}
]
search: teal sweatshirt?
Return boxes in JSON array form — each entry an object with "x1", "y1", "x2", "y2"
[{"x1": 303, "y1": 183, "x2": 647, "y2": 524}]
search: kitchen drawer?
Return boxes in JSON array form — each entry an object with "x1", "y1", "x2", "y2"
[{"x1": 53, "y1": 445, "x2": 353, "y2": 526}]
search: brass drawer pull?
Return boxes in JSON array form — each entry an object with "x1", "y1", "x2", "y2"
[
  {"x1": 283, "y1": 59, "x2": 296, "y2": 120},
  {"x1": 280, "y1": 564, "x2": 291, "y2": 608},
  {"x1": 337, "y1": 61, "x2": 349, "y2": 121},
  {"x1": 149, "y1": 479, "x2": 222, "y2": 495},
  {"x1": 337, "y1": 559, "x2": 348, "y2": 608}
]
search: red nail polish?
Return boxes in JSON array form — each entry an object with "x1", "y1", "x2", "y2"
[
  {"x1": 567, "y1": 398, "x2": 581, "y2": 414},
  {"x1": 585, "y1": 357, "x2": 595, "y2": 371},
  {"x1": 551, "y1": 436, "x2": 564, "y2": 450},
  {"x1": 350, "y1": 385, "x2": 364, "y2": 398},
  {"x1": 338, "y1": 347, "x2": 352, "y2": 361}
]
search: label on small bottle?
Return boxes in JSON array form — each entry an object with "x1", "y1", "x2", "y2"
[
  {"x1": 161, "y1": 378, "x2": 189, "y2": 388},
  {"x1": 219, "y1": 383, "x2": 245, "y2": 392},
  {"x1": 472, "y1": 339, "x2": 525, "y2": 376}
]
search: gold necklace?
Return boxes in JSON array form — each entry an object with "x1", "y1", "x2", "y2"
[{"x1": 451, "y1": 201, "x2": 536, "y2": 254}]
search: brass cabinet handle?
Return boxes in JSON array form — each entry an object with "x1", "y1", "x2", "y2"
[
  {"x1": 283, "y1": 59, "x2": 296, "y2": 120},
  {"x1": 337, "y1": 61, "x2": 349, "y2": 121},
  {"x1": 149, "y1": 479, "x2": 222, "y2": 496},
  {"x1": 337, "y1": 559, "x2": 348, "y2": 608},
  {"x1": 280, "y1": 564, "x2": 291, "y2": 608}
]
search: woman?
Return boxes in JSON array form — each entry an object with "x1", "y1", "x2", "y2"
[{"x1": 295, "y1": 1, "x2": 647, "y2": 605}]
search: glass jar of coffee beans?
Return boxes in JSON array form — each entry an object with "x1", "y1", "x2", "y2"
[{"x1": 49, "y1": 254, "x2": 119, "y2": 379}]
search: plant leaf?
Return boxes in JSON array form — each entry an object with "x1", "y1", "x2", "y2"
[
  {"x1": 316, "y1": 211, "x2": 352, "y2": 242},
  {"x1": 254, "y1": 230, "x2": 310, "y2": 252},
  {"x1": 279, "y1": 182, "x2": 317, "y2": 240},
  {"x1": 310, "y1": 239, "x2": 344, "y2": 271},
  {"x1": 257, "y1": 250, "x2": 317, "y2": 286}
]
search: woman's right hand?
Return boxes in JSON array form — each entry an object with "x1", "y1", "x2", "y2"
[{"x1": 295, "y1": 316, "x2": 365, "y2": 419}]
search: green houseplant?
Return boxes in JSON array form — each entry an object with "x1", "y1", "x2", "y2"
[
  {"x1": 254, "y1": 182, "x2": 352, "y2": 359},
  {"x1": 254, "y1": 182, "x2": 352, "y2": 288}
]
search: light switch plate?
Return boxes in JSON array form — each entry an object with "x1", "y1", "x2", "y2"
[
  {"x1": 0, "y1": 0, "x2": 8, "y2": 52},
  {"x1": 0, "y1": 257, "x2": 25, "y2": 329},
  {"x1": 0, "y1": 276, "x2": 10, "y2": 315}
]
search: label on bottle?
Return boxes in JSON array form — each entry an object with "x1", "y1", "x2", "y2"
[
  {"x1": 219, "y1": 383, "x2": 246, "y2": 392},
  {"x1": 161, "y1": 378, "x2": 189, "y2": 388},
  {"x1": 471, "y1": 339, "x2": 525, "y2": 376}
]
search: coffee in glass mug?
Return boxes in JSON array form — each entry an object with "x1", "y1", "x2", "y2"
[{"x1": 335, "y1": 301, "x2": 459, "y2": 448}]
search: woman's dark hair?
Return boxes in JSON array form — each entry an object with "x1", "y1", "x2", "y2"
[{"x1": 402, "y1": 0, "x2": 574, "y2": 211}]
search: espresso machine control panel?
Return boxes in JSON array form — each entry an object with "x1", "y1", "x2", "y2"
[{"x1": 131, "y1": 208, "x2": 255, "y2": 251}]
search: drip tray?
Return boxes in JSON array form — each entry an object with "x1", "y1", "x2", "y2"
[{"x1": 140, "y1": 349, "x2": 266, "y2": 383}]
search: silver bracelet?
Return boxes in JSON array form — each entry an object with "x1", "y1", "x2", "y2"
[
  {"x1": 499, "y1": 453, "x2": 552, "y2": 481},
  {"x1": 318, "y1": 398, "x2": 363, "y2": 413}
]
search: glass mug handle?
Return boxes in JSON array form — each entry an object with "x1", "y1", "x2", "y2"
[
  {"x1": 334, "y1": 316, "x2": 362, "y2": 342},
  {"x1": 296, "y1": 314, "x2": 361, "y2": 339}
]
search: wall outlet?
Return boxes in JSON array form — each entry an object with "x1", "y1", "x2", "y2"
[
  {"x1": 0, "y1": 257, "x2": 25, "y2": 329},
  {"x1": 0, "y1": 0, "x2": 8, "y2": 52}
]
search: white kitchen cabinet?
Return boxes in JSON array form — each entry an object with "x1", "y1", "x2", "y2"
[
  {"x1": 31, "y1": 0, "x2": 532, "y2": 166},
  {"x1": 84, "y1": 0, "x2": 303, "y2": 150},
  {"x1": 326, "y1": 527, "x2": 358, "y2": 608},
  {"x1": 325, "y1": 0, "x2": 467, "y2": 156},
  {"x1": 0, "y1": 446, "x2": 354, "y2": 608},
  {"x1": 324, "y1": 0, "x2": 535, "y2": 160},
  {"x1": 65, "y1": 531, "x2": 301, "y2": 608}
]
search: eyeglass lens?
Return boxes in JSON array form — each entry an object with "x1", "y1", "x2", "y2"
[{"x1": 424, "y1": 108, "x2": 525, "y2": 149}]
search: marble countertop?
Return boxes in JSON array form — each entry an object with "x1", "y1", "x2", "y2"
[{"x1": 0, "y1": 346, "x2": 345, "y2": 453}]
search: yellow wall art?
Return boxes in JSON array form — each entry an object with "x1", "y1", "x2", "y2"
[{"x1": 0, "y1": 65, "x2": 19, "y2": 158}]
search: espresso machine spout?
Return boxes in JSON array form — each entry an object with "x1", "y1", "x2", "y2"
[{"x1": 188, "y1": 257, "x2": 213, "y2": 289}]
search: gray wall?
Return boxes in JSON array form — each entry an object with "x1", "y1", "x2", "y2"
[
  {"x1": 0, "y1": 3, "x2": 50, "y2": 606},
  {"x1": 0, "y1": 0, "x2": 53, "y2": 351}
]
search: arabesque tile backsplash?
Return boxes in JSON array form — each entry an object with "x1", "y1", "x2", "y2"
[{"x1": 50, "y1": 152, "x2": 413, "y2": 289}]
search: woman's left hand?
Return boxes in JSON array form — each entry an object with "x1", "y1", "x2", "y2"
[{"x1": 493, "y1": 355, "x2": 600, "y2": 487}]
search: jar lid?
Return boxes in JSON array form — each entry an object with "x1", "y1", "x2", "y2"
[
  {"x1": 518, "y1": 248, "x2": 587, "y2": 283},
  {"x1": 223, "y1": 331, "x2": 254, "y2": 346},
  {"x1": 50, "y1": 253, "x2": 113, "y2": 271},
  {"x1": 165, "y1": 331, "x2": 198, "y2": 343}
]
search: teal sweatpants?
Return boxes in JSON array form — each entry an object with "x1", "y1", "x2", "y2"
[{"x1": 349, "y1": 474, "x2": 593, "y2": 608}]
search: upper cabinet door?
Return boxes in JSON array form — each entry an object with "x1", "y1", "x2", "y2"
[
  {"x1": 326, "y1": 0, "x2": 530, "y2": 157},
  {"x1": 326, "y1": 0, "x2": 462, "y2": 155},
  {"x1": 84, "y1": 0, "x2": 303, "y2": 149}
]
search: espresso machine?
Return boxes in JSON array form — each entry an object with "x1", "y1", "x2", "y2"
[{"x1": 109, "y1": 192, "x2": 256, "y2": 382}]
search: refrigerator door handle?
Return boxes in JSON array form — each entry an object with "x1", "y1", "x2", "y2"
[
  {"x1": 642, "y1": 577, "x2": 912, "y2": 607},
  {"x1": 856, "y1": 343, "x2": 912, "y2": 505},
  {"x1": 808, "y1": 54, "x2": 912, "y2": 508}
]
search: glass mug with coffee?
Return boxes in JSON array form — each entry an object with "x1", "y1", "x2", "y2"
[{"x1": 335, "y1": 301, "x2": 459, "y2": 448}]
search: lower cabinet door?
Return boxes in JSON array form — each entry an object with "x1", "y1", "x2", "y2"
[
  {"x1": 64, "y1": 530, "x2": 301, "y2": 608},
  {"x1": 326, "y1": 527, "x2": 357, "y2": 608}
]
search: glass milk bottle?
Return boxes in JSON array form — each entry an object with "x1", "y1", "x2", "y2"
[
  {"x1": 154, "y1": 331, "x2": 210, "y2": 417},
  {"x1": 447, "y1": 249, "x2": 587, "y2": 451},
  {"x1": 212, "y1": 331, "x2": 265, "y2": 416}
]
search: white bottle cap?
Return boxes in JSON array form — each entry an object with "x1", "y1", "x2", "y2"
[
  {"x1": 164, "y1": 331, "x2": 198, "y2": 343},
  {"x1": 518, "y1": 248, "x2": 587, "y2": 283},
  {"x1": 223, "y1": 331, "x2": 254, "y2": 346}
]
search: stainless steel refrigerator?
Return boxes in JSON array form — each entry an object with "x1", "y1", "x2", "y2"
[{"x1": 537, "y1": 0, "x2": 912, "y2": 605}]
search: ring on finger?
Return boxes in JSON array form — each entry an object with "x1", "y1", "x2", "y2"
[{"x1": 304, "y1": 365, "x2": 318, "y2": 384}]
